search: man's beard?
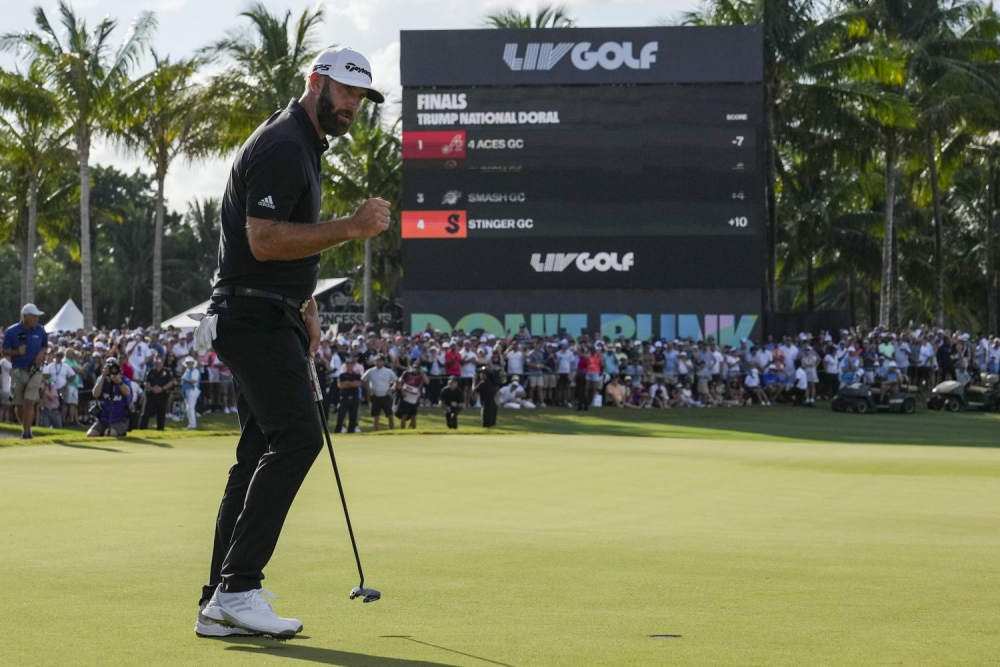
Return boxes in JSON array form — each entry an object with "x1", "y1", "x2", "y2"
[{"x1": 317, "y1": 82, "x2": 353, "y2": 137}]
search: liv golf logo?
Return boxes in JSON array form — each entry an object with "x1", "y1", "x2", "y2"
[
  {"x1": 531, "y1": 252, "x2": 635, "y2": 273},
  {"x1": 503, "y1": 41, "x2": 659, "y2": 71}
]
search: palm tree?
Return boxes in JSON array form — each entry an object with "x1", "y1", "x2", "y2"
[
  {"x1": 199, "y1": 2, "x2": 324, "y2": 151},
  {"x1": 846, "y1": 0, "x2": 1000, "y2": 326},
  {"x1": 163, "y1": 198, "x2": 220, "y2": 318},
  {"x1": 1, "y1": 1, "x2": 155, "y2": 328},
  {"x1": 483, "y1": 4, "x2": 576, "y2": 28},
  {"x1": 685, "y1": 0, "x2": 910, "y2": 317},
  {"x1": 113, "y1": 53, "x2": 220, "y2": 325},
  {"x1": 323, "y1": 102, "x2": 402, "y2": 323},
  {"x1": 0, "y1": 63, "x2": 71, "y2": 304}
]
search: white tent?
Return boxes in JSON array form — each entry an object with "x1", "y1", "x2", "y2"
[
  {"x1": 45, "y1": 298, "x2": 85, "y2": 333},
  {"x1": 160, "y1": 278, "x2": 349, "y2": 330}
]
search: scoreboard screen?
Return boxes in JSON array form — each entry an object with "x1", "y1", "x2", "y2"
[{"x1": 400, "y1": 27, "x2": 765, "y2": 344}]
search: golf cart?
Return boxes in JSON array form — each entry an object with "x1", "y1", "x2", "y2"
[
  {"x1": 831, "y1": 383, "x2": 918, "y2": 414},
  {"x1": 926, "y1": 374, "x2": 1000, "y2": 412}
]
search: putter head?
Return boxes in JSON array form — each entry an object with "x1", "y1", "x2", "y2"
[{"x1": 350, "y1": 586, "x2": 381, "y2": 603}]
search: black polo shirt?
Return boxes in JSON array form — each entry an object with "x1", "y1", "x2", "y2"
[
  {"x1": 145, "y1": 367, "x2": 173, "y2": 390},
  {"x1": 215, "y1": 99, "x2": 330, "y2": 300},
  {"x1": 439, "y1": 385, "x2": 463, "y2": 406}
]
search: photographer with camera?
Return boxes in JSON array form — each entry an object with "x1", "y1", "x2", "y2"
[
  {"x1": 87, "y1": 357, "x2": 132, "y2": 438},
  {"x1": 2, "y1": 304, "x2": 48, "y2": 439}
]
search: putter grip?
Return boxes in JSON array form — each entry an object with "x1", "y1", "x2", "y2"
[{"x1": 307, "y1": 358, "x2": 324, "y2": 402}]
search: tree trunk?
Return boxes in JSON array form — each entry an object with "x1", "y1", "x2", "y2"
[
  {"x1": 18, "y1": 227, "x2": 28, "y2": 306},
  {"x1": 25, "y1": 177, "x2": 39, "y2": 304},
  {"x1": 848, "y1": 270, "x2": 856, "y2": 327},
  {"x1": 78, "y1": 131, "x2": 94, "y2": 329},
  {"x1": 764, "y1": 101, "x2": 778, "y2": 313},
  {"x1": 806, "y1": 253, "x2": 814, "y2": 312},
  {"x1": 926, "y1": 132, "x2": 945, "y2": 328},
  {"x1": 363, "y1": 237, "x2": 374, "y2": 325},
  {"x1": 153, "y1": 173, "x2": 166, "y2": 326},
  {"x1": 892, "y1": 225, "x2": 901, "y2": 329},
  {"x1": 880, "y1": 133, "x2": 895, "y2": 327},
  {"x1": 988, "y1": 162, "x2": 998, "y2": 337},
  {"x1": 869, "y1": 284, "x2": 877, "y2": 329}
]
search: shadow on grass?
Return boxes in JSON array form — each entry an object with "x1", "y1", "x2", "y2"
[
  {"x1": 381, "y1": 636, "x2": 516, "y2": 666},
  {"x1": 492, "y1": 406, "x2": 999, "y2": 448},
  {"x1": 56, "y1": 441, "x2": 124, "y2": 453},
  {"x1": 120, "y1": 436, "x2": 173, "y2": 448},
  {"x1": 220, "y1": 636, "x2": 461, "y2": 667}
]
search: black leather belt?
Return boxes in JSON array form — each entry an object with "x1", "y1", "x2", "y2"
[{"x1": 212, "y1": 286, "x2": 309, "y2": 312}]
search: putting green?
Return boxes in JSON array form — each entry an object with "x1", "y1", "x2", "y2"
[{"x1": 1, "y1": 410, "x2": 998, "y2": 666}]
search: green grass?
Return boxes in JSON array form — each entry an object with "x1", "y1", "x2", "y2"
[{"x1": 0, "y1": 407, "x2": 997, "y2": 666}]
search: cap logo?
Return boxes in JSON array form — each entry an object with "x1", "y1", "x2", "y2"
[
  {"x1": 312, "y1": 64, "x2": 331, "y2": 72},
  {"x1": 344, "y1": 62, "x2": 372, "y2": 81}
]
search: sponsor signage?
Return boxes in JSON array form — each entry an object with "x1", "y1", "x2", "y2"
[
  {"x1": 403, "y1": 237, "x2": 762, "y2": 291},
  {"x1": 401, "y1": 26, "x2": 763, "y2": 86},
  {"x1": 406, "y1": 289, "x2": 762, "y2": 345}
]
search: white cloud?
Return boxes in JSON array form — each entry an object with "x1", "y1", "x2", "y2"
[
  {"x1": 142, "y1": 0, "x2": 189, "y2": 12},
  {"x1": 369, "y1": 40, "x2": 401, "y2": 119},
  {"x1": 324, "y1": 0, "x2": 379, "y2": 32}
]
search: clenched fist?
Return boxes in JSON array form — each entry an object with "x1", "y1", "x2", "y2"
[{"x1": 351, "y1": 198, "x2": 391, "y2": 239}]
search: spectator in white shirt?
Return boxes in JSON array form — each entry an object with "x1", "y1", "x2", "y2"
[
  {"x1": 126, "y1": 335, "x2": 152, "y2": 381},
  {"x1": 499, "y1": 376, "x2": 534, "y2": 409},
  {"x1": 744, "y1": 367, "x2": 768, "y2": 405},
  {"x1": 822, "y1": 346, "x2": 840, "y2": 398},
  {"x1": 555, "y1": 342, "x2": 575, "y2": 405},
  {"x1": 918, "y1": 338, "x2": 936, "y2": 387},
  {"x1": 1, "y1": 355, "x2": 12, "y2": 423},
  {"x1": 505, "y1": 342, "x2": 525, "y2": 376},
  {"x1": 792, "y1": 362, "x2": 809, "y2": 406}
]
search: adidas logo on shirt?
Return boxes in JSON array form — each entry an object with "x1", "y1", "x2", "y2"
[{"x1": 258, "y1": 196, "x2": 276, "y2": 209}]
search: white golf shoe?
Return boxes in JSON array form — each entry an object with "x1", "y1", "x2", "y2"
[
  {"x1": 195, "y1": 601, "x2": 259, "y2": 638},
  {"x1": 200, "y1": 586, "x2": 302, "y2": 638}
]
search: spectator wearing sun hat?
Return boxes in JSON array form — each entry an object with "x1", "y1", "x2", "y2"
[{"x1": 180, "y1": 356, "x2": 201, "y2": 430}]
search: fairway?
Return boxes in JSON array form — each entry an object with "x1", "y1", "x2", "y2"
[{"x1": 1, "y1": 409, "x2": 998, "y2": 667}]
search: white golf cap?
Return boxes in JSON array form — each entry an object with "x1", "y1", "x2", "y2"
[
  {"x1": 309, "y1": 47, "x2": 385, "y2": 103},
  {"x1": 21, "y1": 303, "x2": 43, "y2": 316}
]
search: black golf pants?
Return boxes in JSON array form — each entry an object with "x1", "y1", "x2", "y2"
[
  {"x1": 481, "y1": 401, "x2": 497, "y2": 428},
  {"x1": 445, "y1": 406, "x2": 461, "y2": 429},
  {"x1": 335, "y1": 392, "x2": 359, "y2": 433},
  {"x1": 200, "y1": 295, "x2": 323, "y2": 601},
  {"x1": 141, "y1": 392, "x2": 168, "y2": 430}
]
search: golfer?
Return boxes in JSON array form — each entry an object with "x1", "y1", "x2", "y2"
[{"x1": 195, "y1": 46, "x2": 389, "y2": 639}]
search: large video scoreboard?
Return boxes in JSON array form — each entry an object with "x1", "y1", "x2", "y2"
[{"x1": 400, "y1": 26, "x2": 765, "y2": 344}]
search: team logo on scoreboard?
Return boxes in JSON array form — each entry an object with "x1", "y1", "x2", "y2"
[
  {"x1": 441, "y1": 191, "x2": 463, "y2": 205},
  {"x1": 402, "y1": 131, "x2": 467, "y2": 159},
  {"x1": 530, "y1": 252, "x2": 635, "y2": 273},
  {"x1": 503, "y1": 42, "x2": 658, "y2": 72},
  {"x1": 402, "y1": 210, "x2": 467, "y2": 239}
]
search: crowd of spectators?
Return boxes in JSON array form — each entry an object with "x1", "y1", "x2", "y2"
[
  {"x1": 306, "y1": 323, "x2": 999, "y2": 417},
  {"x1": 3, "y1": 313, "x2": 999, "y2": 436}
]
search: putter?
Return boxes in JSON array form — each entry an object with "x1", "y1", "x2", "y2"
[{"x1": 308, "y1": 358, "x2": 382, "y2": 604}]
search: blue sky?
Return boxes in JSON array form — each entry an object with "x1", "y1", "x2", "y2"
[{"x1": 0, "y1": 0, "x2": 711, "y2": 210}]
